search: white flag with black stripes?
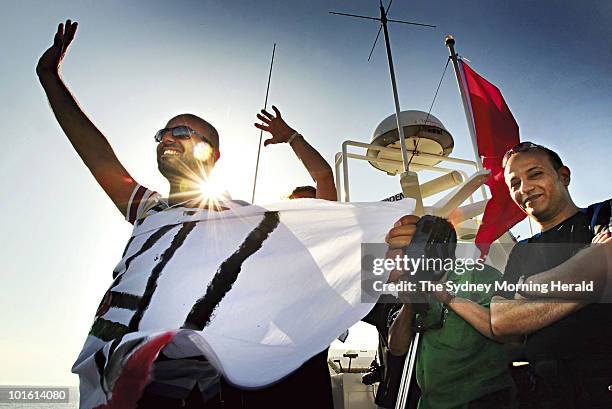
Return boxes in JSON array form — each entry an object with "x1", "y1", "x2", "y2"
[{"x1": 72, "y1": 198, "x2": 414, "y2": 409}]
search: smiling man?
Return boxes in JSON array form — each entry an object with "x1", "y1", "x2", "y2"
[
  {"x1": 386, "y1": 142, "x2": 612, "y2": 408},
  {"x1": 36, "y1": 20, "x2": 243, "y2": 409},
  {"x1": 38, "y1": 20, "x2": 347, "y2": 409},
  {"x1": 503, "y1": 143, "x2": 576, "y2": 230},
  {"x1": 490, "y1": 142, "x2": 612, "y2": 409},
  {"x1": 37, "y1": 20, "x2": 233, "y2": 225},
  {"x1": 155, "y1": 114, "x2": 220, "y2": 192}
]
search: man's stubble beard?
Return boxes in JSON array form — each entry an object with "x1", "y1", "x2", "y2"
[
  {"x1": 158, "y1": 158, "x2": 215, "y2": 186},
  {"x1": 529, "y1": 190, "x2": 573, "y2": 228}
]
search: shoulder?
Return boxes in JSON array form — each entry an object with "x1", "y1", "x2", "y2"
[
  {"x1": 585, "y1": 199, "x2": 612, "y2": 235},
  {"x1": 126, "y1": 184, "x2": 163, "y2": 224},
  {"x1": 585, "y1": 198, "x2": 612, "y2": 211}
]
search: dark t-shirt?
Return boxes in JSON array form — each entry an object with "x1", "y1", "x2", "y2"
[{"x1": 499, "y1": 203, "x2": 612, "y2": 362}]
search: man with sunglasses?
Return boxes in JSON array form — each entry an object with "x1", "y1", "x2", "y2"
[
  {"x1": 386, "y1": 142, "x2": 612, "y2": 408},
  {"x1": 37, "y1": 20, "x2": 240, "y2": 409},
  {"x1": 37, "y1": 20, "x2": 341, "y2": 409},
  {"x1": 37, "y1": 20, "x2": 231, "y2": 226},
  {"x1": 490, "y1": 142, "x2": 612, "y2": 409}
]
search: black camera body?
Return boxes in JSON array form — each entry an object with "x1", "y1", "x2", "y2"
[{"x1": 401, "y1": 215, "x2": 457, "y2": 283}]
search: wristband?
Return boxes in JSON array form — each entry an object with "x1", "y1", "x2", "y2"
[{"x1": 287, "y1": 132, "x2": 301, "y2": 145}]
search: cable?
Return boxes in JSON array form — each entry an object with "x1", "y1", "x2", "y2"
[{"x1": 407, "y1": 56, "x2": 451, "y2": 167}]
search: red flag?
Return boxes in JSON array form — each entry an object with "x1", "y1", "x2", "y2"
[{"x1": 460, "y1": 61, "x2": 525, "y2": 255}]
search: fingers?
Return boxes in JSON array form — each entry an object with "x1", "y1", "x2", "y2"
[
  {"x1": 271, "y1": 105, "x2": 281, "y2": 118},
  {"x1": 385, "y1": 215, "x2": 419, "y2": 248},
  {"x1": 394, "y1": 214, "x2": 420, "y2": 227},
  {"x1": 260, "y1": 109, "x2": 274, "y2": 120},
  {"x1": 263, "y1": 138, "x2": 279, "y2": 147},
  {"x1": 254, "y1": 122, "x2": 270, "y2": 132},
  {"x1": 385, "y1": 224, "x2": 417, "y2": 248},
  {"x1": 387, "y1": 235, "x2": 415, "y2": 248},
  {"x1": 256, "y1": 113, "x2": 271, "y2": 125},
  {"x1": 60, "y1": 20, "x2": 71, "y2": 55},
  {"x1": 63, "y1": 20, "x2": 78, "y2": 50},
  {"x1": 387, "y1": 224, "x2": 417, "y2": 238},
  {"x1": 593, "y1": 231, "x2": 612, "y2": 244},
  {"x1": 54, "y1": 22, "x2": 64, "y2": 46}
]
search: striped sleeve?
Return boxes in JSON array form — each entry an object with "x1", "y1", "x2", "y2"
[{"x1": 126, "y1": 184, "x2": 161, "y2": 224}]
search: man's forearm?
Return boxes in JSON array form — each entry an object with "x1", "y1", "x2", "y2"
[
  {"x1": 290, "y1": 135, "x2": 337, "y2": 200},
  {"x1": 39, "y1": 73, "x2": 118, "y2": 168},
  {"x1": 437, "y1": 295, "x2": 520, "y2": 342},
  {"x1": 38, "y1": 72, "x2": 135, "y2": 214},
  {"x1": 388, "y1": 305, "x2": 413, "y2": 356},
  {"x1": 520, "y1": 241, "x2": 612, "y2": 300},
  {"x1": 490, "y1": 297, "x2": 585, "y2": 337},
  {"x1": 446, "y1": 298, "x2": 497, "y2": 340}
]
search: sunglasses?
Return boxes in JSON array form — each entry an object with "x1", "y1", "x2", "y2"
[
  {"x1": 154, "y1": 126, "x2": 213, "y2": 146},
  {"x1": 501, "y1": 141, "x2": 544, "y2": 168}
]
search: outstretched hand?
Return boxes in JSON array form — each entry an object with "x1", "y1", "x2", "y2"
[
  {"x1": 254, "y1": 106, "x2": 297, "y2": 146},
  {"x1": 37, "y1": 19, "x2": 78, "y2": 77}
]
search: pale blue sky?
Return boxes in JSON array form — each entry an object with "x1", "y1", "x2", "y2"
[{"x1": 1, "y1": 0, "x2": 610, "y2": 386}]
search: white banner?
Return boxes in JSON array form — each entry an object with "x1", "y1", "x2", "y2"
[{"x1": 73, "y1": 199, "x2": 414, "y2": 408}]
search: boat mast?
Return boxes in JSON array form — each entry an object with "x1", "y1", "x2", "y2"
[{"x1": 330, "y1": 1, "x2": 435, "y2": 214}]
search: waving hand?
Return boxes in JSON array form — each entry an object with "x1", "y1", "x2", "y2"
[{"x1": 37, "y1": 20, "x2": 78, "y2": 77}]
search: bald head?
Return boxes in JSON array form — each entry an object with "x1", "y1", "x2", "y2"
[{"x1": 166, "y1": 114, "x2": 220, "y2": 150}]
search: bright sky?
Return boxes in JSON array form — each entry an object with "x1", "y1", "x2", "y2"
[{"x1": 1, "y1": 0, "x2": 610, "y2": 386}]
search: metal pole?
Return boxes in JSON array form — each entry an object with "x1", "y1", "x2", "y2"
[
  {"x1": 251, "y1": 43, "x2": 277, "y2": 204},
  {"x1": 445, "y1": 36, "x2": 482, "y2": 171},
  {"x1": 342, "y1": 141, "x2": 350, "y2": 202},
  {"x1": 380, "y1": 3, "x2": 409, "y2": 172},
  {"x1": 395, "y1": 332, "x2": 421, "y2": 409},
  {"x1": 445, "y1": 35, "x2": 488, "y2": 200},
  {"x1": 334, "y1": 153, "x2": 343, "y2": 202},
  {"x1": 379, "y1": 2, "x2": 424, "y2": 214}
]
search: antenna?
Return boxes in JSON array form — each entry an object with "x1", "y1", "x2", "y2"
[
  {"x1": 330, "y1": 1, "x2": 435, "y2": 214},
  {"x1": 251, "y1": 43, "x2": 277, "y2": 204},
  {"x1": 331, "y1": 4, "x2": 436, "y2": 406}
]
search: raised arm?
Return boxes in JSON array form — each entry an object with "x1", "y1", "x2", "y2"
[
  {"x1": 37, "y1": 20, "x2": 137, "y2": 217},
  {"x1": 254, "y1": 106, "x2": 337, "y2": 201}
]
